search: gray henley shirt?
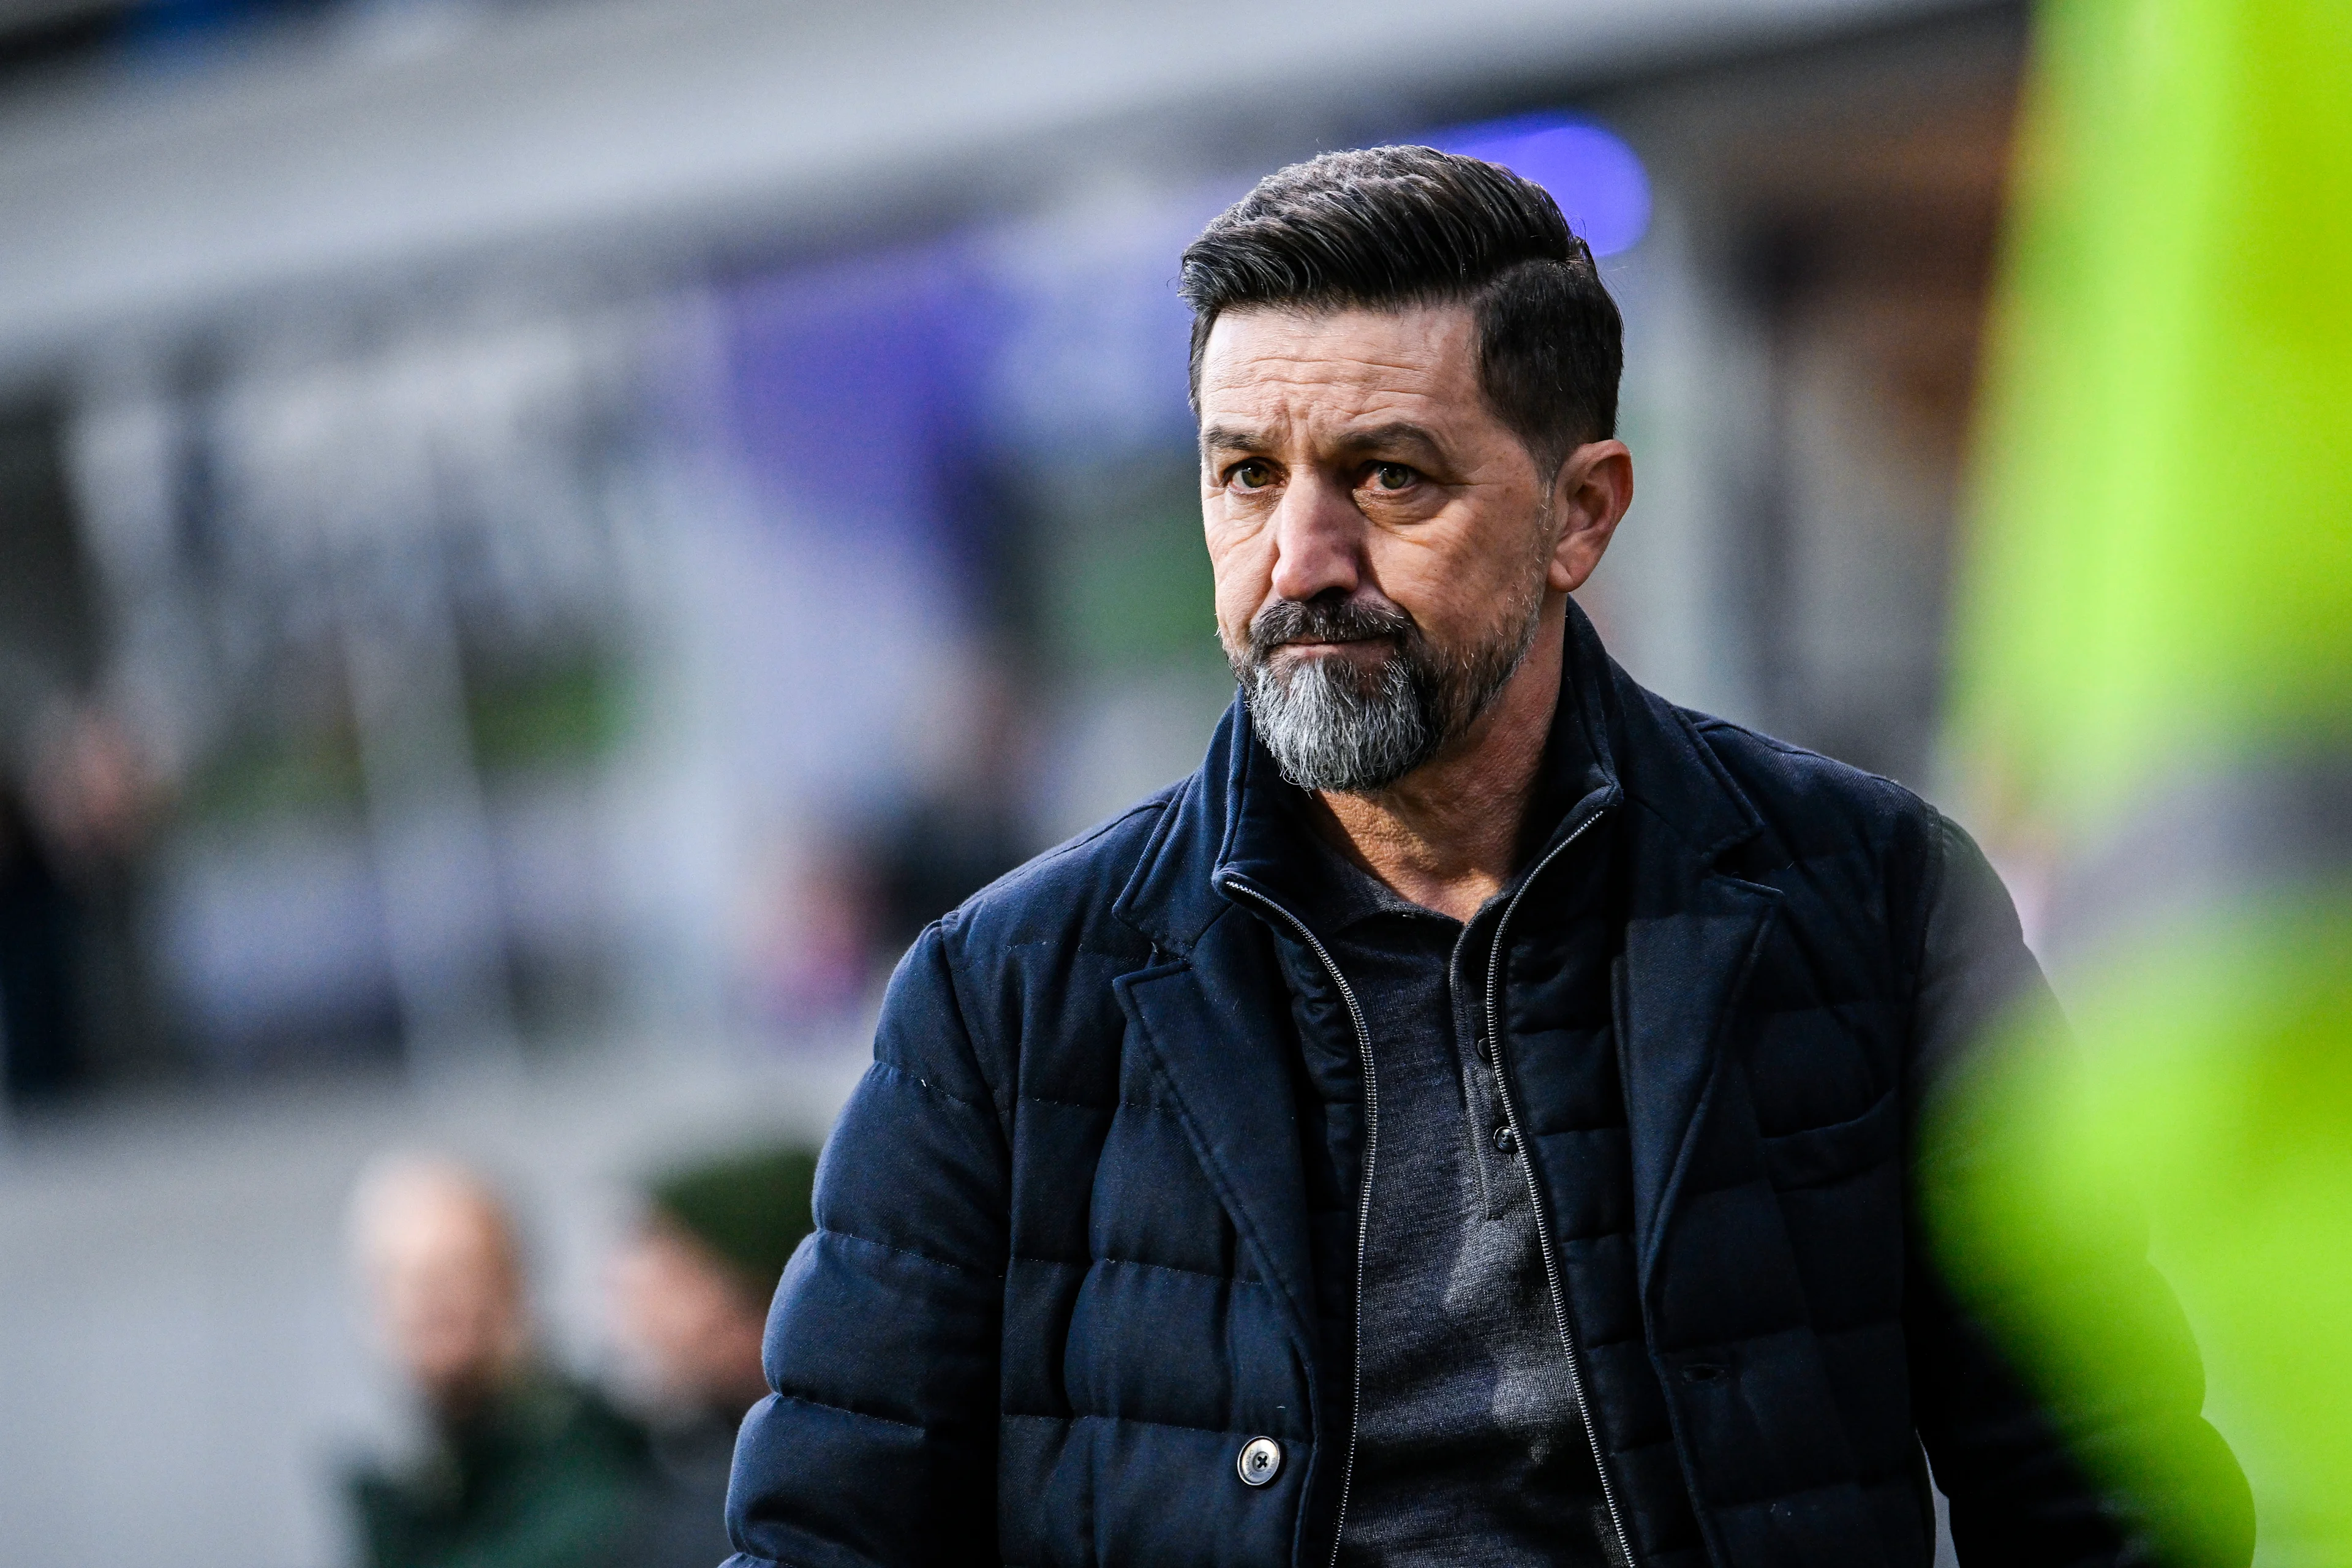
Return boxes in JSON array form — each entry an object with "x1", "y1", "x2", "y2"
[{"x1": 1286, "y1": 816, "x2": 1618, "y2": 1567}]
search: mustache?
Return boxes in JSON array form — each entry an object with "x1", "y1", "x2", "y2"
[{"x1": 1246, "y1": 596, "x2": 1419, "y2": 662}]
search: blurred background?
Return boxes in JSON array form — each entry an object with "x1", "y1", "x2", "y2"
[{"x1": 0, "y1": 0, "x2": 2032, "y2": 1562}]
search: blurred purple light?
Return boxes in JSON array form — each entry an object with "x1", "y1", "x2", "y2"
[{"x1": 1428, "y1": 114, "x2": 1651, "y2": 257}]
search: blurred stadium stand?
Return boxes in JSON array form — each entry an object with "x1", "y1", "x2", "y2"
[{"x1": 0, "y1": 1, "x2": 2016, "y2": 1562}]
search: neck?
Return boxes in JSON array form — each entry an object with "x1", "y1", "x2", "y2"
[{"x1": 1311, "y1": 599, "x2": 1565, "y2": 922}]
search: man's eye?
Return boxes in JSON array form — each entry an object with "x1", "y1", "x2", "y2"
[
  {"x1": 1229, "y1": 460, "x2": 1275, "y2": 490},
  {"x1": 1370, "y1": 463, "x2": 1417, "y2": 491}
]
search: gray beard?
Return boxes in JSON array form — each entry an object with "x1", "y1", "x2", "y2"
[{"x1": 1235, "y1": 592, "x2": 1545, "y2": 795}]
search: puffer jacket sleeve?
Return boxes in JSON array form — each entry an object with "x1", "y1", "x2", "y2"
[
  {"x1": 1902, "y1": 813, "x2": 2252, "y2": 1567},
  {"x1": 726, "y1": 917, "x2": 1011, "y2": 1567}
]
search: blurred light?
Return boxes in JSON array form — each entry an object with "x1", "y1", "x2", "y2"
[{"x1": 1426, "y1": 113, "x2": 1651, "y2": 255}]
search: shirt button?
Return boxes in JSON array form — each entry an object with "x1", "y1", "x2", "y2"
[
  {"x1": 1493, "y1": 1125, "x2": 1517, "y2": 1155},
  {"x1": 1236, "y1": 1436, "x2": 1283, "y2": 1487}
]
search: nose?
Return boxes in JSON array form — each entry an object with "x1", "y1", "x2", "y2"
[{"x1": 1266, "y1": 472, "x2": 1365, "y2": 606}]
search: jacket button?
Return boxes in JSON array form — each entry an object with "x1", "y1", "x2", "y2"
[
  {"x1": 1236, "y1": 1436, "x2": 1283, "y2": 1487},
  {"x1": 1493, "y1": 1125, "x2": 1517, "y2": 1155}
]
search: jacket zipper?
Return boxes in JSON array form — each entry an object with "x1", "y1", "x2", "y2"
[
  {"x1": 1219, "y1": 875, "x2": 1376, "y2": 1568},
  {"x1": 1483, "y1": 806, "x2": 1638, "y2": 1568}
]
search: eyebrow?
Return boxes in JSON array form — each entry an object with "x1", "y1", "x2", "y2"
[
  {"x1": 1198, "y1": 423, "x2": 1265, "y2": 455},
  {"x1": 1331, "y1": 422, "x2": 1447, "y2": 463},
  {"x1": 1197, "y1": 421, "x2": 1450, "y2": 461}
]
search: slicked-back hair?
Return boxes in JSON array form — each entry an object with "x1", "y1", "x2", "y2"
[{"x1": 1180, "y1": 145, "x2": 1623, "y2": 478}]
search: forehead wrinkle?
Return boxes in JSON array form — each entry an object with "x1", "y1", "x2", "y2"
[
  {"x1": 1213, "y1": 378, "x2": 1468, "y2": 453},
  {"x1": 1203, "y1": 364, "x2": 1447, "y2": 417},
  {"x1": 1204, "y1": 349, "x2": 1457, "y2": 397},
  {"x1": 1208, "y1": 390, "x2": 1457, "y2": 452},
  {"x1": 1198, "y1": 320, "x2": 1490, "y2": 467}
]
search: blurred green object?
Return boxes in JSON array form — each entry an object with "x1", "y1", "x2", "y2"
[
  {"x1": 1951, "y1": 0, "x2": 2352, "y2": 835},
  {"x1": 647, "y1": 1142, "x2": 822, "y2": 1298},
  {"x1": 1941, "y1": 0, "x2": 2352, "y2": 1559},
  {"x1": 348, "y1": 1370, "x2": 648, "y2": 1568}
]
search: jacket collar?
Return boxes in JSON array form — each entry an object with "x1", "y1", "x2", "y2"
[
  {"x1": 1110, "y1": 597, "x2": 1763, "y2": 953},
  {"x1": 1110, "y1": 603, "x2": 1857, "y2": 1532},
  {"x1": 1109, "y1": 598, "x2": 1795, "y2": 1469}
]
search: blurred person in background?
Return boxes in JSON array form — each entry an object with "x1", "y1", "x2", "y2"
[
  {"x1": 0, "y1": 699, "x2": 159, "y2": 1104},
  {"x1": 0, "y1": 778, "x2": 74, "y2": 1102},
  {"x1": 871, "y1": 655, "x2": 1039, "y2": 952},
  {"x1": 0, "y1": 407, "x2": 162, "y2": 1104},
  {"x1": 347, "y1": 1156, "x2": 646, "y2": 1568},
  {"x1": 723, "y1": 148, "x2": 2247, "y2": 1567},
  {"x1": 609, "y1": 1143, "x2": 818, "y2": 1568}
]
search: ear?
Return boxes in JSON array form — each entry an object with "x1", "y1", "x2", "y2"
[{"x1": 1546, "y1": 439, "x2": 1634, "y2": 594}]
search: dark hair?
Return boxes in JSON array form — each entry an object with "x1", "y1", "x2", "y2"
[{"x1": 1179, "y1": 145, "x2": 1623, "y2": 475}]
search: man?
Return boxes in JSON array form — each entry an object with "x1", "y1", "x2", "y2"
[
  {"x1": 609, "y1": 1144, "x2": 819, "y2": 1568},
  {"x1": 725, "y1": 148, "x2": 2249, "y2": 1566},
  {"x1": 346, "y1": 1156, "x2": 646, "y2": 1568}
]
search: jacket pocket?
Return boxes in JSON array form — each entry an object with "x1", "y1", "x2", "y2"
[{"x1": 1757, "y1": 1087, "x2": 1898, "y2": 1191}]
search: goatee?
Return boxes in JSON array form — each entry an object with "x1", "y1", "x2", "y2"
[{"x1": 1228, "y1": 587, "x2": 1544, "y2": 794}]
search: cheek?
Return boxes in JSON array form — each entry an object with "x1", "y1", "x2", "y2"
[
  {"x1": 1374, "y1": 507, "x2": 1541, "y2": 623},
  {"x1": 1363, "y1": 527, "x2": 1480, "y2": 633},
  {"x1": 1203, "y1": 517, "x2": 1273, "y2": 630}
]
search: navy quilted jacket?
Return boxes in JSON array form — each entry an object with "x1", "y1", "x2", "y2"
[{"x1": 726, "y1": 605, "x2": 2247, "y2": 1568}]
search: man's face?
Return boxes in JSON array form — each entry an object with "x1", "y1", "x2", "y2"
[
  {"x1": 1196, "y1": 303, "x2": 1578, "y2": 792},
  {"x1": 608, "y1": 1221, "x2": 769, "y2": 1413},
  {"x1": 354, "y1": 1170, "x2": 526, "y2": 1414}
]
